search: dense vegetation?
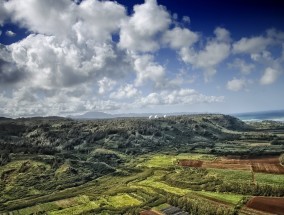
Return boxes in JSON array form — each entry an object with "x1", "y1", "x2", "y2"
[{"x1": 0, "y1": 114, "x2": 284, "y2": 214}]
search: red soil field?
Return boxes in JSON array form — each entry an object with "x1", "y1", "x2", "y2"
[
  {"x1": 203, "y1": 159, "x2": 251, "y2": 171},
  {"x1": 177, "y1": 156, "x2": 284, "y2": 174},
  {"x1": 177, "y1": 159, "x2": 203, "y2": 167},
  {"x1": 140, "y1": 210, "x2": 161, "y2": 215},
  {"x1": 246, "y1": 196, "x2": 284, "y2": 215}
]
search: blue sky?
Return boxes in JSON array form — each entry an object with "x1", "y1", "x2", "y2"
[{"x1": 0, "y1": 0, "x2": 283, "y2": 117}]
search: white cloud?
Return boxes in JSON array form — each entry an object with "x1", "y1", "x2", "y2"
[
  {"x1": 266, "y1": 28, "x2": 284, "y2": 42},
  {"x1": 73, "y1": 0, "x2": 126, "y2": 43},
  {"x1": 214, "y1": 27, "x2": 231, "y2": 43},
  {"x1": 98, "y1": 77, "x2": 116, "y2": 95},
  {"x1": 4, "y1": 0, "x2": 74, "y2": 37},
  {"x1": 228, "y1": 58, "x2": 255, "y2": 75},
  {"x1": 7, "y1": 34, "x2": 130, "y2": 88},
  {"x1": 162, "y1": 27, "x2": 199, "y2": 49},
  {"x1": 193, "y1": 42, "x2": 230, "y2": 68},
  {"x1": 134, "y1": 54, "x2": 165, "y2": 86},
  {"x1": 0, "y1": 1, "x2": 8, "y2": 25},
  {"x1": 226, "y1": 78, "x2": 247, "y2": 91},
  {"x1": 110, "y1": 84, "x2": 140, "y2": 100},
  {"x1": 260, "y1": 67, "x2": 280, "y2": 85},
  {"x1": 182, "y1": 16, "x2": 190, "y2": 23},
  {"x1": 119, "y1": 0, "x2": 171, "y2": 52},
  {"x1": 250, "y1": 50, "x2": 273, "y2": 62},
  {"x1": 233, "y1": 36, "x2": 271, "y2": 54},
  {"x1": 180, "y1": 28, "x2": 231, "y2": 81},
  {"x1": 4, "y1": 0, "x2": 126, "y2": 42},
  {"x1": 5, "y1": 30, "x2": 16, "y2": 37},
  {"x1": 139, "y1": 89, "x2": 224, "y2": 106}
]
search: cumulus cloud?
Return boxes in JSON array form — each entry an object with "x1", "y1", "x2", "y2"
[
  {"x1": 5, "y1": 30, "x2": 16, "y2": 37},
  {"x1": 180, "y1": 27, "x2": 231, "y2": 81},
  {"x1": 0, "y1": 45, "x2": 26, "y2": 84},
  {"x1": 139, "y1": 89, "x2": 224, "y2": 106},
  {"x1": 0, "y1": 58, "x2": 25, "y2": 84},
  {"x1": 260, "y1": 67, "x2": 280, "y2": 85},
  {"x1": 7, "y1": 33, "x2": 131, "y2": 89},
  {"x1": 110, "y1": 84, "x2": 140, "y2": 100},
  {"x1": 227, "y1": 78, "x2": 247, "y2": 91},
  {"x1": 98, "y1": 77, "x2": 116, "y2": 95},
  {"x1": 228, "y1": 58, "x2": 255, "y2": 75},
  {"x1": 4, "y1": 0, "x2": 74, "y2": 36},
  {"x1": 72, "y1": 0, "x2": 126, "y2": 43},
  {"x1": 233, "y1": 36, "x2": 271, "y2": 54},
  {"x1": 119, "y1": 0, "x2": 171, "y2": 52},
  {"x1": 134, "y1": 54, "x2": 165, "y2": 86},
  {"x1": 4, "y1": 0, "x2": 126, "y2": 42},
  {"x1": 0, "y1": 1, "x2": 8, "y2": 25},
  {"x1": 162, "y1": 27, "x2": 199, "y2": 49},
  {"x1": 214, "y1": 27, "x2": 231, "y2": 43}
]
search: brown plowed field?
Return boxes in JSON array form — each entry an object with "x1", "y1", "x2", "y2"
[
  {"x1": 177, "y1": 159, "x2": 203, "y2": 167},
  {"x1": 178, "y1": 156, "x2": 284, "y2": 174},
  {"x1": 203, "y1": 160, "x2": 251, "y2": 171},
  {"x1": 140, "y1": 210, "x2": 161, "y2": 215},
  {"x1": 246, "y1": 196, "x2": 284, "y2": 215}
]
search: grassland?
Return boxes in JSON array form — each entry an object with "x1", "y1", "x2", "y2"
[{"x1": 196, "y1": 191, "x2": 244, "y2": 204}]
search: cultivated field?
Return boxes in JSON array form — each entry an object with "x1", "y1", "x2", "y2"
[
  {"x1": 246, "y1": 196, "x2": 284, "y2": 215},
  {"x1": 177, "y1": 156, "x2": 284, "y2": 174}
]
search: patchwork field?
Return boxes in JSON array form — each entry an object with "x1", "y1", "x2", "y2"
[
  {"x1": 177, "y1": 156, "x2": 284, "y2": 174},
  {"x1": 1, "y1": 152, "x2": 284, "y2": 215}
]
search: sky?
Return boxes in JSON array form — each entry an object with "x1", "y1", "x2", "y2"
[{"x1": 0, "y1": 0, "x2": 284, "y2": 117}]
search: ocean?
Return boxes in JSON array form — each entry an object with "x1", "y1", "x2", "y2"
[{"x1": 233, "y1": 110, "x2": 284, "y2": 122}]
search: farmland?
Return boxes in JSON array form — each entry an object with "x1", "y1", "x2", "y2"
[
  {"x1": 0, "y1": 114, "x2": 284, "y2": 214},
  {"x1": 245, "y1": 196, "x2": 284, "y2": 215},
  {"x1": 177, "y1": 156, "x2": 284, "y2": 174}
]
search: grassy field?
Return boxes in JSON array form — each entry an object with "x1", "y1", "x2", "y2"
[
  {"x1": 106, "y1": 194, "x2": 142, "y2": 208},
  {"x1": 12, "y1": 194, "x2": 142, "y2": 215},
  {"x1": 13, "y1": 195, "x2": 92, "y2": 215},
  {"x1": 208, "y1": 168, "x2": 284, "y2": 187},
  {"x1": 49, "y1": 201, "x2": 100, "y2": 215},
  {"x1": 208, "y1": 168, "x2": 252, "y2": 182},
  {"x1": 255, "y1": 173, "x2": 284, "y2": 187},
  {"x1": 196, "y1": 191, "x2": 244, "y2": 204}
]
